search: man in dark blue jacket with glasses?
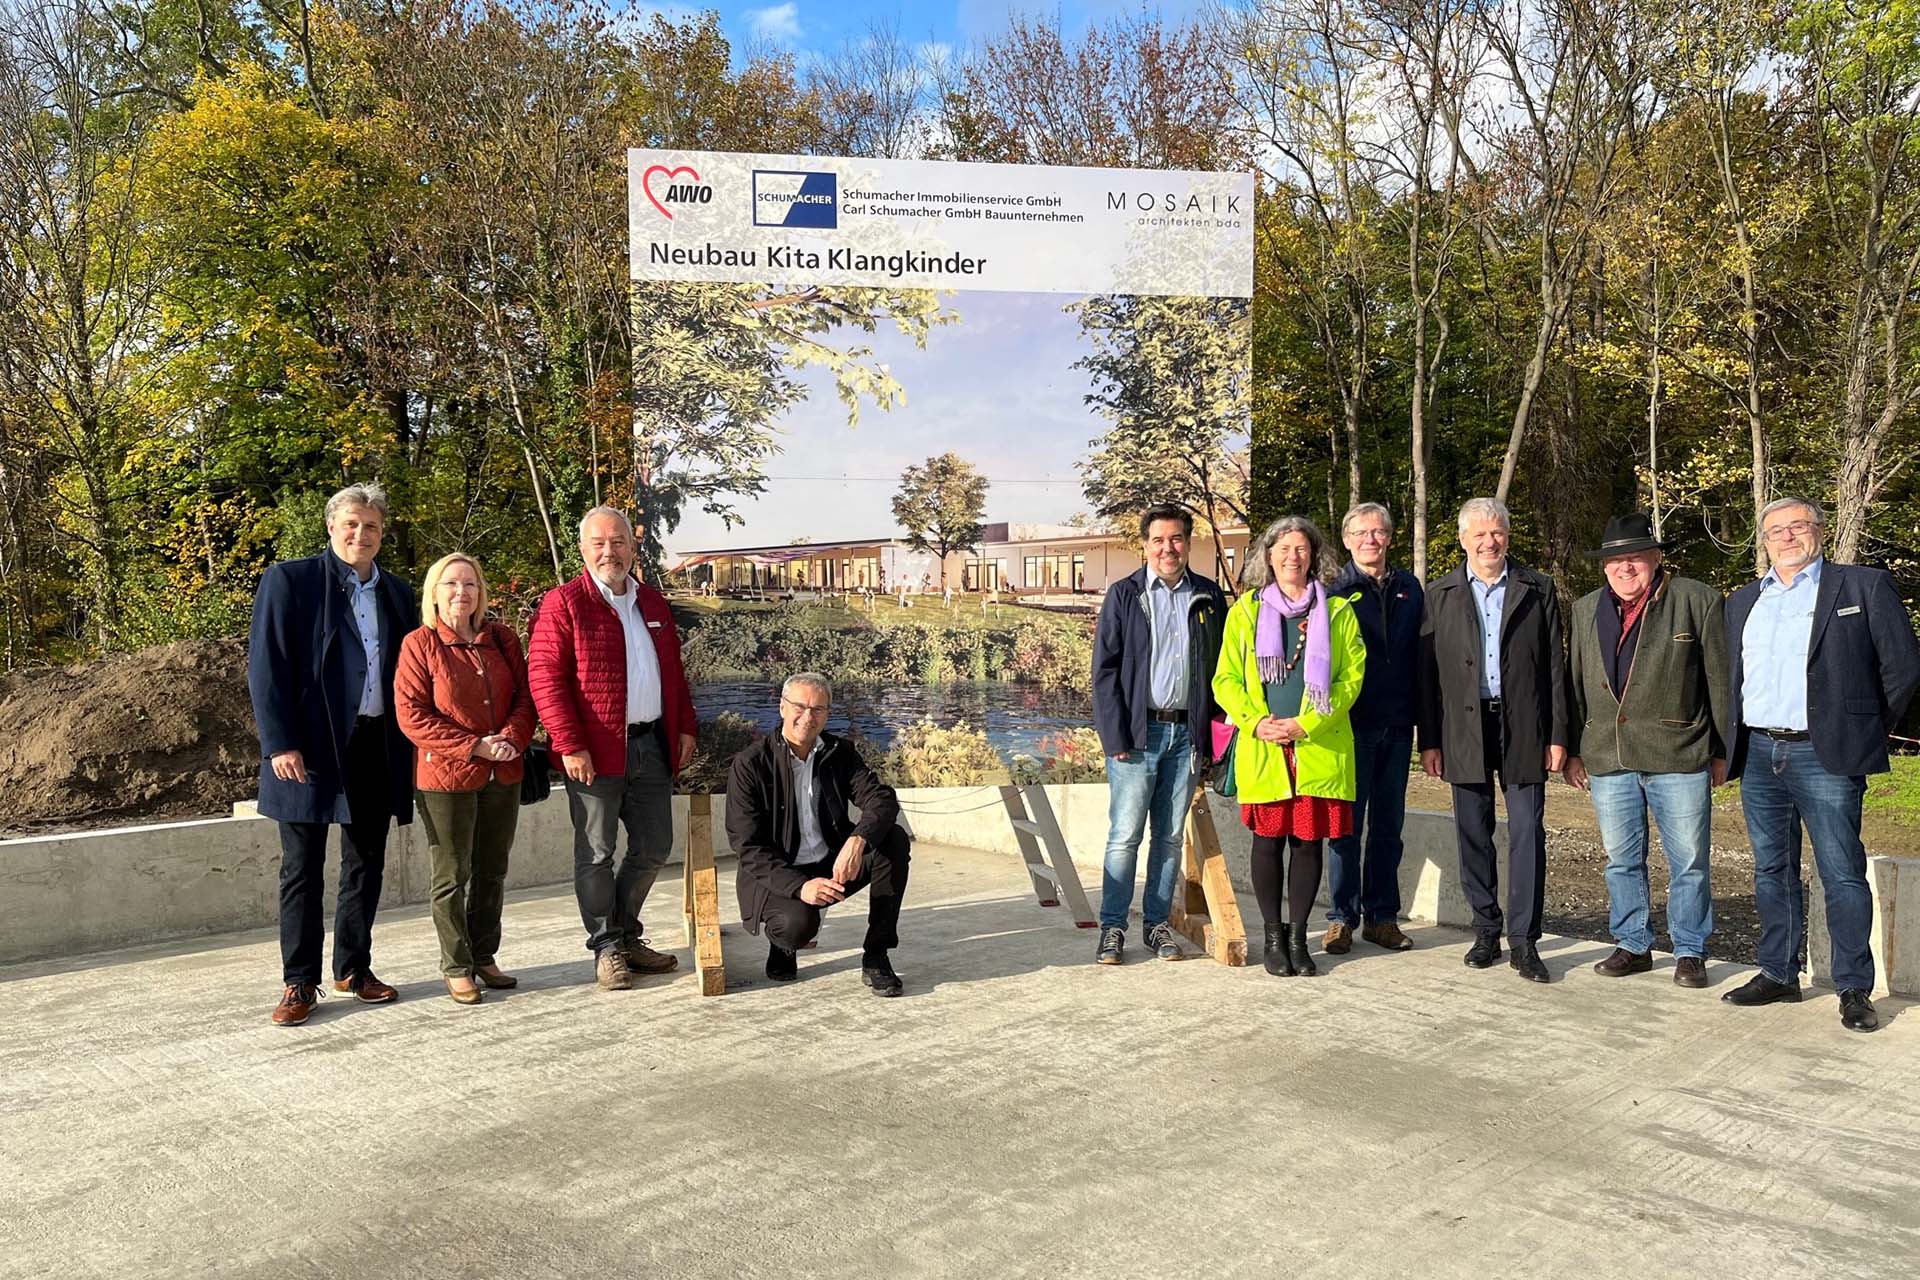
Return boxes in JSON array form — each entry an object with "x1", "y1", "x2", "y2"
[{"x1": 1324, "y1": 502, "x2": 1423, "y2": 955}]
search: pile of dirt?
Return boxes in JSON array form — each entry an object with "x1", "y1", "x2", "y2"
[{"x1": 0, "y1": 637, "x2": 258, "y2": 835}]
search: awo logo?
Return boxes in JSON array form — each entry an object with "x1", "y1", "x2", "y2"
[
  {"x1": 753, "y1": 169, "x2": 837, "y2": 229},
  {"x1": 642, "y1": 163, "x2": 712, "y2": 220}
]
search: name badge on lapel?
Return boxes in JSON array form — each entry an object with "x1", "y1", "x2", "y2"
[
  {"x1": 1837, "y1": 605, "x2": 1862, "y2": 617},
  {"x1": 647, "y1": 619, "x2": 662, "y2": 628}
]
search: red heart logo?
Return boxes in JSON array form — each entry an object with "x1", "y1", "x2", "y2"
[{"x1": 643, "y1": 164, "x2": 700, "y2": 220}]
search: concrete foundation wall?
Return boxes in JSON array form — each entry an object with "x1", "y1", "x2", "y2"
[{"x1": 4, "y1": 782, "x2": 1913, "y2": 995}]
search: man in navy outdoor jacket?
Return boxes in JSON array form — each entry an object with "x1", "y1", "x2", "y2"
[
  {"x1": 1325, "y1": 502, "x2": 1424, "y2": 955},
  {"x1": 1090, "y1": 503, "x2": 1228, "y2": 965},
  {"x1": 1720, "y1": 497, "x2": 1920, "y2": 1033},
  {"x1": 249, "y1": 482, "x2": 417, "y2": 1026}
]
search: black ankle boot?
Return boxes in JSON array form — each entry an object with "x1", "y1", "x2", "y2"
[
  {"x1": 1288, "y1": 923, "x2": 1317, "y2": 977},
  {"x1": 1264, "y1": 924, "x2": 1294, "y2": 976}
]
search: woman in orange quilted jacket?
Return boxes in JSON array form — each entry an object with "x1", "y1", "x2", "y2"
[{"x1": 394, "y1": 553, "x2": 537, "y2": 1004}]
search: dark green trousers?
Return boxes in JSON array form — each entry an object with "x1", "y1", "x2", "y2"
[{"x1": 416, "y1": 781, "x2": 519, "y2": 976}]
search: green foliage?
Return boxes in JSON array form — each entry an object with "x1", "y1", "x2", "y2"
[
  {"x1": 1010, "y1": 727, "x2": 1108, "y2": 785},
  {"x1": 679, "y1": 712, "x2": 761, "y2": 794},
  {"x1": 890, "y1": 452, "x2": 989, "y2": 569},
  {"x1": 677, "y1": 601, "x2": 1090, "y2": 692},
  {"x1": 881, "y1": 719, "x2": 1007, "y2": 786},
  {"x1": 107, "y1": 566, "x2": 253, "y2": 653}
]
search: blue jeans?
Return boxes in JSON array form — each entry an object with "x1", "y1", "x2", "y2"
[
  {"x1": 1740, "y1": 735, "x2": 1874, "y2": 991},
  {"x1": 1588, "y1": 768, "x2": 1713, "y2": 957},
  {"x1": 1099, "y1": 720, "x2": 1193, "y2": 931},
  {"x1": 1327, "y1": 724, "x2": 1412, "y2": 927}
]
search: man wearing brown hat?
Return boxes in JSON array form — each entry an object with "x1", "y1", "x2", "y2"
[{"x1": 1563, "y1": 513, "x2": 1729, "y2": 988}]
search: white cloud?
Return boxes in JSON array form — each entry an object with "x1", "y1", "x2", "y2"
[{"x1": 746, "y1": 3, "x2": 803, "y2": 43}]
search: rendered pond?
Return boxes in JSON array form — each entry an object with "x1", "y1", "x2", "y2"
[{"x1": 693, "y1": 681, "x2": 1095, "y2": 757}]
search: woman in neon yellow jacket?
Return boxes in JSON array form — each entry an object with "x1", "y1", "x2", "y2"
[{"x1": 1213, "y1": 516, "x2": 1366, "y2": 977}]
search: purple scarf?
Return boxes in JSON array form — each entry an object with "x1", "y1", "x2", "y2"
[{"x1": 1256, "y1": 581, "x2": 1332, "y2": 715}]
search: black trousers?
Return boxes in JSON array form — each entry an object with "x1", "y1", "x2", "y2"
[
  {"x1": 277, "y1": 718, "x2": 394, "y2": 986},
  {"x1": 1451, "y1": 705, "x2": 1547, "y2": 943},
  {"x1": 759, "y1": 825, "x2": 911, "y2": 958}
]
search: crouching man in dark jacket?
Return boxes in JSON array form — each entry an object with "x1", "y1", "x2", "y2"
[{"x1": 726, "y1": 672, "x2": 912, "y2": 996}]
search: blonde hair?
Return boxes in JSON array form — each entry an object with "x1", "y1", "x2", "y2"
[{"x1": 420, "y1": 553, "x2": 489, "y2": 631}]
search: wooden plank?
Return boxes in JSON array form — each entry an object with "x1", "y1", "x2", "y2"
[
  {"x1": 1186, "y1": 796, "x2": 1247, "y2": 966},
  {"x1": 685, "y1": 794, "x2": 726, "y2": 996},
  {"x1": 999, "y1": 785, "x2": 1060, "y2": 907},
  {"x1": 1018, "y1": 786, "x2": 1096, "y2": 928}
]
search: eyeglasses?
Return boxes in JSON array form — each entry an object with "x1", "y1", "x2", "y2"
[
  {"x1": 780, "y1": 697, "x2": 830, "y2": 717},
  {"x1": 1761, "y1": 520, "x2": 1818, "y2": 542},
  {"x1": 1347, "y1": 528, "x2": 1390, "y2": 543}
]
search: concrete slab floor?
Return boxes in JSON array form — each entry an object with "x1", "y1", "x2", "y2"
[{"x1": 2, "y1": 843, "x2": 1916, "y2": 1280}]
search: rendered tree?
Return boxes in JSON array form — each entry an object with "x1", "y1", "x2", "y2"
[
  {"x1": 890, "y1": 452, "x2": 989, "y2": 584},
  {"x1": 1075, "y1": 294, "x2": 1252, "y2": 587}
]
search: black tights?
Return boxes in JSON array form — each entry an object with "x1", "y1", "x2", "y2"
[{"x1": 1250, "y1": 834, "x2": 1323, "y2": 929}]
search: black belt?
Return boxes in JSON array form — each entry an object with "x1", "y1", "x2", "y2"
[
  {"x1": 1754, "y1": 726, "x2": 1809, "y2": 742},
  {"x1": 355, "y1": 713, "x2": 386, "y2": 728},
  {"x1": 627, "y1": 719, "x2": 660, "y2": 738},
  {"x1": 1149, "y1": 708, "x2": 1188, "y2": 723}
]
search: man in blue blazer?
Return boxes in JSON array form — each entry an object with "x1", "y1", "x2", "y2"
[
  {"x1": 249, "y1": 483, "x2": 417, "y2": 1025},
  {"x1": 1722, "y1": 497, "x2": 1920, "y2": 1032},
  {"x1": 1091, "y1": 504, "x2": 1228, "y2": 965}
]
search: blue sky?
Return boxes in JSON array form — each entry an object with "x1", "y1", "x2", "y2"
[
  {"x1": 669, "y1": 290, "x2": 1099, "y2": 553},
  {"x1": 618, "y1": 1, "x2": 1216, "y2": 58}
]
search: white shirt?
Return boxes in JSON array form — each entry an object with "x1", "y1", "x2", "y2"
[
  {"x1": 594, "y1": 575, "x2": 663, "y2": 724},
  {"x1": 788, "y1": 739, "x2": 832, "y2": 866},
  {"x1": 343, "y1": 562, "x2": 384, "y2": 717}
]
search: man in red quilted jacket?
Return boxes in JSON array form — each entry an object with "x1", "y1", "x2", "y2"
[{"x1": 529, "y1": 507, "x2": 698, "y2": 990}]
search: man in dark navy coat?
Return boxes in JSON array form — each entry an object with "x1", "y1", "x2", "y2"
[
  {"x1": 1721, "y1": 497, "x2": 1920, "y2": 1032},
  {"x1": 249, "y1": 483, "x2": 417, "y2": 1025},
  {"x1": 1090, "y1": 503, "x2": 1227, "y2": 965}
]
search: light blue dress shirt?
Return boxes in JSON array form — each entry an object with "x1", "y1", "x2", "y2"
[
  {"x1": 342, "y1": 562, "x2": 385, "y2": 717},
  {"x1": 1741, "y1": 555, "x2": 1821, "y2": 731},
  {"x1": 1145, "y1": 571, "x2": 1192, "y2": 711},
  {"x1": 1468, "y1": 566, "x2": 1509, "y2": 699}
]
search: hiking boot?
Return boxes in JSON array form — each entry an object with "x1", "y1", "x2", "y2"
[
  {"x1": 1145, "y1": 921, "x2": 1184, "y2": 960},
  {"x1": 1095, "y1": 926, "x2": 1125, "y2": 965},
  {"x1": 1323, "y1": 922, "x2": 1354, "y2": 955},
  {"x1": 272, "y1": 983, "x2": 320, "y2": 1026},
  {"x1": 622, "y1": 939, "x2": 680, "y2": 974},
  {"x1": 595, "y1": 948, "x2": 634, "y2": 991}
]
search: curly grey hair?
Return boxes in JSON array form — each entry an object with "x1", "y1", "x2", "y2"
[{"x1": 1241, "y1": 515, "x2": 1338, "y2": 591}]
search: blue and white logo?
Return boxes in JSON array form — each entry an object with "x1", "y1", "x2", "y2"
[{"x1": 753, "y1": 170, "x2": 838, "y2": 229}]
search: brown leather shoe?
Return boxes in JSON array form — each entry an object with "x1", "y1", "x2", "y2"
[
  {"x1": 334, "y1": 971, "x2": 398, "y2": 1003},
  {"x1": 1593, "y1": 947, "x2": 1652, "y2": 977},
  {"x1": 1673, "y1": 956, "x2": 1708, "y2": 988},
  {"x1": 596, "y1": 949, "x2": 634, "y2": 991},
  {"x1": 622, "y1": 939, "x2": 680, "y2": 974},
  {"x1": 445, "y1": 976, "x2": 483, "y2": 1006},
  {"x1": 272, "y1": 983, "x2": 319, "y2": 1026},
  {"x1": 1361, "y1": 921, "x2": 1415, "y2": 951},
  {"x1": 475, "y1": 965, "x2": 518, "y2": 990},
  {"x1": 1323, "y1": 922, "x2": 1354, "y2": 955}
]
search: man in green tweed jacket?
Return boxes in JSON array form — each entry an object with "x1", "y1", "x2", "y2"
[{"x1": 1564, "y1": 513, "x2": 1730, "y2": 989}]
